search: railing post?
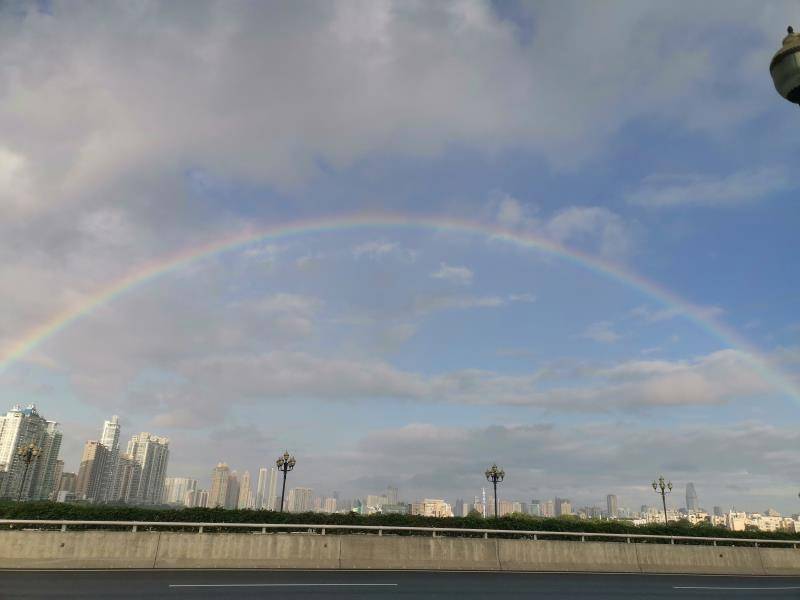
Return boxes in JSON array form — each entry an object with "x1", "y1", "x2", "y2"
[
  {"x1": 321, "y1": 528, "x2": 326, "y2": 535},
  {"x1": 60, "y1": 524, "x2": 67, "y2": 532},
  {"x1": 378, "y1": 529, "x2": 383, "y2": 536},
  {"x1": 198, "y1": 526, "x2": 203, "y2": 533},
  {"x1": 713, "y1": 540, "x2": 717, "y2": 547},
  {"x1": 581, "y1": 535, "x2": 585, "y2": 542},
  {"x1": 484, "y1": 532, "x2": 488, "y2": 539},
  {"x1": 626, "y1": 537, "x2": 630, "y2": 544},
  {"x1": 754, "y1": 542, "x2": 759, "y2": 548},
  {"x1": 533, "y1": 534, "x2": 537, "y2": 541},
  {"x1": 670, "y1": 538, "x2": 674, "y2": 545},
  {"x1": 261, "y1": 527, "x2": 267, "y2": 534},
  {"x1": 432, "y1": 530, "x2": 437, "y2": 538},
  {"x1": 131, "y1": 525, "x2": 137, "y2": 533}
]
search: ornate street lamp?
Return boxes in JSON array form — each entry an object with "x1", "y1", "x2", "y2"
[
  {"x1": 275, "y1": 451, "x2": 296, "y2": 513},
  {"x1": 770, "y1": 26, "x2": 800, "y2": 106},
  {"x1": 484, "y1": 464, "x2": 505, "y2": 519},
  {"x1": 16, "y1": 443, "x2": 41, "y2": 502},
  {"x1": 652, "y1": 476, "x2": 673, "y2": 525}
]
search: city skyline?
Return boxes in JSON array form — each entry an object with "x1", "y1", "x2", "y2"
[{"x1": 19, "y1": 406, "x2": 795, "y2": 516}]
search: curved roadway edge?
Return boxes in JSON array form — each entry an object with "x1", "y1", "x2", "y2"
[{"x1": 1, "y1": 531, "x2": 799, "y2": 575}]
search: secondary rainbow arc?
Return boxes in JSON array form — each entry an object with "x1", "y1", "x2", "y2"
[{"x1": 1, "y1": 213, "x2": 795, "y2": 402}]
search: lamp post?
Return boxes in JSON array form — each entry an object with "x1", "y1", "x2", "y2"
[
  {"x1": 275, "y1": 451, "x2": 296, "y2": 513},
  {"x1": 652, "y1": 476, "x2": 673, "y2": 525},
  {"x1": 484, "y1": 464, "x2": 505, "y2": 519},
  {"x1": 16, "y1": 443, "x2": 41, "y2": 502},
  {"x1": 770, "y1": 26, "x2": 800, "y2": 106}
]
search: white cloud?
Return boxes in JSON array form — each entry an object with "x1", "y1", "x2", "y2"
[
  {"x1": 580, "y1": 321, "x2": 621, "y2": 343},
  {"x1": 631, "y1": 304, "x2": 724, "y2": 323},
  {"x1": 627, "y1": 168, "x2": 792, "y2": 208},
  {"x1": 544, "y1": 207, "x2": 634, "y2": 259},
  {"x1": 430, "y1": 262, "x2": 473, "y2": 285},
  {"x1": 352, "y1": 240, "x2": 418, "y2": 262}
]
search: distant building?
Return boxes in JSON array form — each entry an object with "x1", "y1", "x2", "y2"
[
  {"x1": 529, "y1": 499, "x2": 542, "y2": 517},
  {"x1": 555, "y1": 497, "x2": 572, "y2": 517},
  {"x1": 163, "y1": 477, "x2": 198, "y2": 506},
  {"x1": 50, "y1": 459, "x2": 64, "y2": 501},
  {"x1": 606, "y1": 494, "x2": 618, "y2": 518},
  {"x1": 386, "y1": 486, "x2": 399, "y2": 505},
  {"x1": 0, "y1": 404, "x2": 62, "y2": 501},
  {"x1": 99, "y1": 416, "x2": 121, "y2": 502},
  {"x1": 541, "y1": 500, "x2": 555, "y2": 517},
  {"x1": 226, "y1": 470, "x2": 240, "y2": 509},
  {"x1": 323, "y1": 497, "x2": 338, "y2": 513},
  {"x1": 381, "y1": 503, "x2": 410, "y2": 515},
  {"x1": 238, "y1": 471, "x2": 253, "y2": 509},
  {"x1": 411, "y1": 499, "x2": 453, "y2": 517},
  {"x1": 713, "y1": 506, "x2": 723, "y2": 517},
  {"x1": 125, "y1": 432, "x2": 169, "y2": 505},
  {"x1": 686, "y1": 483, "x2": 699, "y2": 512},
  {"x1": 287, "y1": 487, "x2": 314, "y2": 512},
  {"x1": 75, "y1": 441, "x2": 110, "y2": 502},
  {"x1": 209, "y1": 463, "x2": 230, "y2": 508}
]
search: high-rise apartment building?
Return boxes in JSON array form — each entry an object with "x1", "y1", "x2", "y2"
[
  {"x1": 226, "y1": 470, "x2": 240, "y2": 509},
  {"x1": 606, "y1": 494, "x2": 618, "y2": 518},
  {"x1": 238, "y1": 471, "x2": 253, "y2": 509},
  {"x1": 125, "y1": 432, "x2": 169, "y2": 505},
  {"x1": 287, "y1": 487, "x2": 314, "y2": 512},
  {"x1": 529, "y1": 499, "x2": 542, "y2": 517},
  {"x1": 256, "y1": 468, "x2": 268, "y2": 509},
  {"x1": 163, "y1": 477, "x2": 198, "y2": 505},
  {"x1": 686, "y1": 483, "x2": 699, "y2": 512},
  {"x1": 75, "y1": 441, "x2": 110, "y2": 502},
  {"x1": 99, "y1": 416, "x2": 121, "y2": 502},
  {"x1": 50, "y1": 459, "x2": 64, "y2": 501},
  {"x1": 209, "y1": 463, "x2": 230, "y2": 508},
  {"x1": 266, "y1": 467, "x2": 278, "y2": 510},
  {"x1": 386, "y1": 486, "x2": 399, "y2": 505},
  {"x1": 114, "y1": 453, "x2": 138, "y2": 503},
  {"x1": 0, "y1": 404, "x2": 62, "y2": 501}
]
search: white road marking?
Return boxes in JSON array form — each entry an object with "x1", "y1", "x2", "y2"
[
  {"x1": 169, "y1": 583, "x2": 399, "y2": 588},
  {"x1": 674, "y1": 586, "x2": 800, "y2": 590}
]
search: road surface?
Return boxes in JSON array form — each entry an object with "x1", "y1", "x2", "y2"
[{"x1": 1, "y1": 570, "x2": 799, "y2": 598}]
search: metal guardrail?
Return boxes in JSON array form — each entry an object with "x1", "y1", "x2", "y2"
[{"x1": 0, "y1": 519, "x2": 797, "y2": 548}]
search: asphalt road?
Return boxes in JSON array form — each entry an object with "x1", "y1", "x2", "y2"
[{"x1": 1, "y1": 570, "x2": 800, "y2": 599}]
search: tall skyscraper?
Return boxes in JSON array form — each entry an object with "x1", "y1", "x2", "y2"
[
  {"x1": 226, "y1": 470, "x2": 240, "y2": 509},
  {"x1": 256, "y1": 468, "x2": 268, "y2": 509},
  {"x1": 238, "y1": 470, "x2": 253, "y2": 509},
  {"x1": 209, "y1": 463, "x2": 230, "y2": 508},
  {"x1": 50, "y1": 459, "x2": 64, "y2": 501},
  {"x1": 125, "y1": 432, "x2": 169, "y2": 505},
  {"x1": 114, "y1": 453, "x2": 138, "y2": 503},
  {"x1": 386, "y1": 486, "x2": 399, "y2": 505},
  {"x1": 99, "y1": 416, "x2": 121, "y2": 502},
  {"x1": 0, "y1": 404, "x2": 62, "y2": 501},
  {"x1": 606, "y1": 494, "x2": 618, "y2": 518},
  {"x1": 686, "y1": 483, "x2": 699, "y2": 512},
  {"x1": 529, "y1": 499, "x2": 542, "y2": 517},
  {"x1": 75, "y1": 441, "x2": 110, "y2": 503},
  {"x1": 266, "y1": 467, "x2": 278, "y2": 510}
]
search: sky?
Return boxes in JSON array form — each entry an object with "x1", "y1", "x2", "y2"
[{"x1": 1, "y1": 0, "x2": 799, "y2": 513}]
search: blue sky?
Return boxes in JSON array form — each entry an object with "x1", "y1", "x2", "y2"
[{"x1": 0, "y1": 0, "x2": 799, "y2": 513}]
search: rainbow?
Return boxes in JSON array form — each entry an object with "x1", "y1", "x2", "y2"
[{"x1": 1, "y1": 213, "x2": 796, "y2": 402}]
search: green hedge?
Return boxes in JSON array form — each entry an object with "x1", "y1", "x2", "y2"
[{"x1": 1, "y1": 502, "x2": 797, "y2": 542}]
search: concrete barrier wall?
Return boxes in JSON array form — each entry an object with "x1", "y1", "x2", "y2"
[
  {"x1": 0, "y1": 531, "x2": 798, "y2": 575},
  {"x1": 499, "y1": 539, "x2": 640, "y2": 573}
]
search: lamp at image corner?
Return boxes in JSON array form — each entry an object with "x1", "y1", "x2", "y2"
[{"x1": 770, "y1": 26, "x2": 800, "y2": 105}]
